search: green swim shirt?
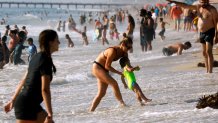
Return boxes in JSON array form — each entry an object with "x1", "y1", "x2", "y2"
[{"x1": 123, "y1": 65, "x2": 136, "y2": 90}]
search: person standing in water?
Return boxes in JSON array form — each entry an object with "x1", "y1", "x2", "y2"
[
  {"x1": 89, "y1": 37, "x2": 133, "y2": 112},
  {"x1": 4, "y1": 29, "x2": 60, "y2": 123},
  {"x1": 158, "y1": 18, "x2": 170, "y2": 41},
  {"x1": 167, "y1": 0, "x2": 218, "y2": 73},
  {"x1": 26, "y1": 37, "x2": 37, "y2": 62},
  {"x1": 126, "y1": 14, "x2": 135, "y2": 53},
  {"x1": 119, "y1": 57, "x2": 152, "y2": 106}
]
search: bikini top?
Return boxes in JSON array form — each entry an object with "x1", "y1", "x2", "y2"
[{"x1": 102, "y1": 47, "x2": 124, "y2": 61}]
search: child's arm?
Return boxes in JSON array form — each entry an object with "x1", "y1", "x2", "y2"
[
  {"x1": 125, "y1": 65, "x2": 140, "y2": 72},
  {"x1": 165, "y1": 21, "x2": 170, "y2": 25},
  {"x1": 121, "y1": 75, "x2": 128, "y2": 89}
]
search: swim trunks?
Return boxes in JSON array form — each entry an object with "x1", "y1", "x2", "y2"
[
  {"x1": 200, "y1": 28, "x2": 215, "y2": 45},
  {"x1": 159, "y1": 28, "x2": 165, "y2": 36},
  {"x1": 162, "y1": 47, "x2": 174, "y2": 56}
]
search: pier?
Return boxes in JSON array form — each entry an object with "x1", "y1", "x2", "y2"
[{"x1": 0, "y1": 2, "x2": 135, "y2": 9}]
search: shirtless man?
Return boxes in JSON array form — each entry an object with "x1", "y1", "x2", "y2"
[
  {"x1": 167, "y1": 0, "x2": 218, "y2": 73},
  {"x1": 162, "y1": 41, "x2": 192, "y2": 56},
  {"x1": 183, "y1": 8, "x2": 192, "y2": 31}
]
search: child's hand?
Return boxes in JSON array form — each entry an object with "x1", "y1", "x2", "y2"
[{"x1": 134, "y1": 66, "x2": 140, "y2": 71}]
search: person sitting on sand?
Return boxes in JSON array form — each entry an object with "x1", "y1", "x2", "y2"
[
  {"x1": 119, "y1": 57, "x2": 152, "y2": 106},
  {"x1": 162, "y1": 41, "x2": 192, "y2": 56}
]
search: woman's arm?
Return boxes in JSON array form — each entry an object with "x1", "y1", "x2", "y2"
[
  {"x1": 104, "y1": 48, "x2": 123, "y2": 75},
  {"x1": 121, "y1": 75, "x2": 128, "y2": 89},
  {"x1": 41, "y1": 75, "x2": 53, "y2": 118},
  {"x1": 4, "y1": 71, "x2": 28, "y2": 113}
]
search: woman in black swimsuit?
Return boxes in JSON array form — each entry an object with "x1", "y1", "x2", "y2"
[
  {"x1": 4, "y1": 29, "x2": 60, "y2": 123},
  {"x1": 89, "y1": 36, "x2": 133, "y2": 111}
]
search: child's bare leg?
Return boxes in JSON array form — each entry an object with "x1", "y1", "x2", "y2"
[
  {"x1": 133, "y1": 83, "x2": 152, "y2": 103},
  {"x1": 133, "y1": 89, "x2": 145, "y2": 106}
]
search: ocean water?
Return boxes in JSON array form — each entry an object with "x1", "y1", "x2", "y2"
[{"x1": 1, "y1": 1, "x2": 218, "y2": 123}]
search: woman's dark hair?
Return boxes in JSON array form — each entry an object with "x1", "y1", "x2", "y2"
[
  {"x1": 39, "y1": 29, "x2": 58, "y2": 73},
  {"x1": 119, "y1": 57, "x2": 129, "y2": 68},
  {"x1": 128, "y1": 14, "x2": 135, "y2": 29}
]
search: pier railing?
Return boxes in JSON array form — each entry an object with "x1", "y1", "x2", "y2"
[{"x1": 0, "y1": 2, "x2": 136, "y2": 9}]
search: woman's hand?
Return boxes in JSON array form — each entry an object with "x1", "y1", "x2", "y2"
[
  {"x1": 4, "y1": 100, "x2": 14, "y2": 113},
  {"x1": 44, "y1": 116, "x2": 54, "y2": 123}
]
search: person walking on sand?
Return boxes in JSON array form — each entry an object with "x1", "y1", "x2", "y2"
[
  {"x1": 159, "y1": 17, "x2": 170, "y2": 41},
  {"x1": 162, "y1": 41, "x2": 192, "y2": 56},
  {"x1": 89, "y1": 37, "x2": 133, "y2": 112},
  {"x1": 4, "y1": 29, "x2": 59, "y2": 123},
  {"x1": 119, "y1": 57, "x2": 152, "y2": 106},
  {"x1": 167, "y1": 0, "x2": 218, "y2": 73}
]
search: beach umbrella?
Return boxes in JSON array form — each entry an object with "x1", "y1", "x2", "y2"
[
  {"x1": 144, "y1": 4, "x2": 151, "y2": 10},
  {"x1": 161, "y1": 3, "x2": 168, "y2": 7},
  {"x1": 156, "y1": 3, "x2": 162, "y2": 7}
]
